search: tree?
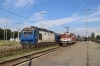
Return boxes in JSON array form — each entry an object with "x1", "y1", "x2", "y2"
[
  {"x1": 0, "y1": 28, "x2": 3, "y2": 40},
  {"x1": 77, "y1": 35, "x2": 80, "y2": 41},
  {"x1": 0, "y1": 28, "x2": 21, "y2": 40},
  {"x1": 14, "y1": 31, "x2": 18, "y2": 38},
  {"x1": 91, "y1": 32, "x2": 95, "y2": 39},
  {"x1": 7, "y1": 29, "x2": 12, "y2": 40},
  {"x1": 96, "y1": 35, "x2": 100, "y2": 40}
]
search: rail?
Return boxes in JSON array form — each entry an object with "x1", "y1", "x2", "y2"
[
  {"x1": 0, "y1": 47, "x2": 63, "y2": 66},
  {"x1": 92, "y1": 40, "x2": 100, "y2": 44}
]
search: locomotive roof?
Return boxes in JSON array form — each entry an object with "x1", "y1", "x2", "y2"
[
  {"x1": 22, "y1": 26, "x2": 54, "y2": 33},
  {"x1": 22, "y1": 27, "x2": 34, "y2": 31},
  {"x1": 31, "y1": 26, "x2": 54, "y2": 33}
]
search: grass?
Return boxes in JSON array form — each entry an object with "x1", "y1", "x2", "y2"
[
  {"x1": 0, "y1": 40, "x2": 20, "y2": 46},
  {"x1": 0, "y1": 45, "x2": 59, "y2": 63},
  {"x1": 96, "y1": 47, "x2": 100, "y2": 50}
]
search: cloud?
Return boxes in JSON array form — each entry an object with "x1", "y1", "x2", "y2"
[
  {"x1": 75, "y1": 27, "x2": 100, "y2": 36},
  {"x1": 29, "y1": 11, "x2": 47, "y2": 21},
  {"x1": 75, "y1": 5, "x2": 100, "y2": 23},
  {"x1": 33, "y1": 13, "x2": 82, "y2": 28},
  {"x1": 0, "y1": 17, "x2": 11, "y2": 27},
  {"x1": 4, "y1": 0, "x2": 35, "y2": 9},
  {"x1": 15, "y1": 0, "x2": 35, "y2": 9},
  {"x1": 1, "y1": 1, "x2": 100, "y2": 36},
  {"x1": 32, "y1": 5, "x2": 100, "y2": 36}
]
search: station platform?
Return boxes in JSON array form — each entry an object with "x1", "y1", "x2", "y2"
[{"x1": 18, "y1": 41, "x2": 100, "y2": 66}]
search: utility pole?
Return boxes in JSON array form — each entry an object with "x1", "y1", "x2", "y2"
[
  {"x1": 84, "y1": 8, "x2": 90, "y2": 38},
  {"x1": 5, "y1": 16, "x2": 9, "y2": 44}
]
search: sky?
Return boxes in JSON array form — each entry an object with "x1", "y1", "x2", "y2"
[{"x1": 0, "y1": 0, "x2": 100, "y2": 37}]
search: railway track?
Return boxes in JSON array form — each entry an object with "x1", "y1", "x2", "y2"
[
  {"x1": 0, "y1": 46, "x2": 63, "y2": 66},
  {"x1": 92, "y1": 40, "x2": 100, "y2": 44}
]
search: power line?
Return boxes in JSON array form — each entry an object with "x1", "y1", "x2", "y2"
[
  {"x1": 25, "y1": 0, "x2": 57, "y2": 20},
  {"x1": 0, "y1": 7, "x2": 38, "y2": 23},
  {"x1": 3, "y1": 0, "x2": 31, "y2": 15},
  {"x1": 25, "y1": 0, "x2": 64, "y2": 28},
  {"x1": 40, "y1": 0, "x2": 61, "y2": 19},
  {"x1": 40, "y1": 0, "x2": 65, "y2": 25},
  {"x1": 0, "y1": 7, "x2": 29, "y2": 19}
]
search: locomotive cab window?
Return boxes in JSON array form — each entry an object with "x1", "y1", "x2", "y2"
[
  {"x1": 21, "y1": 31, "x2": 33, "y2": 35},
  {"x1": 58, "y1": 36, "x2": 60, "y2": 39}
]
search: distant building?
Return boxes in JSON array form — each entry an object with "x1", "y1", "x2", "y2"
[
  {"x1": 95, "y1": 33, "x2": 100, "y2": 38},
  {"x1": 10, "y1": 38, "x2": 20, "y2": 41}
]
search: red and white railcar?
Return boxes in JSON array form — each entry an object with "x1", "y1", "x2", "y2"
[{"x1": 60, "y1": 32, "x2": 76, "y2": 46}]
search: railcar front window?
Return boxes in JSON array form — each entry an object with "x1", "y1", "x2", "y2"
[{"x1": 61, "y1": 35, "x2": 65, "y2": 38}]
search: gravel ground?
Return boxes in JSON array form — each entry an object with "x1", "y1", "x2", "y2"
[{"x1": 17, "y1": 41, "x2": 100, "y2": 66}]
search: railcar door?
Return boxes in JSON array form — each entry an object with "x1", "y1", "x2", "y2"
[{"x1": 34, "y1": 30, "x2": 39, "y2": 44}]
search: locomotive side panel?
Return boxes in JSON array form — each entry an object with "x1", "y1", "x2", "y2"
[
  {"x1": 71, "y1": 35, "x2": 76, "y2": 43},
  {"x1": 38, "y1": 31, "x2": 55, "y2": 43}
]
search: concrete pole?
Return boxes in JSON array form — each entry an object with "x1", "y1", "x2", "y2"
[
  {"x1": 16, "y1": 23, "x2": 21, "y2": 41},
  {"x1": 84, "y1": 8, "x2": 90, "y2": 37},
  {"x1": 13, "y1": 31, "x2": 14, "y2": 39},
  {"x1": 4, "y1": 28, "x2": 5, "y2": 41},
  {"x1": 40, "y1": 12, "x2": 44, "y2": 28},
  {"x1": 5, "y1": 16, "x2": 9, "y2": 44}
]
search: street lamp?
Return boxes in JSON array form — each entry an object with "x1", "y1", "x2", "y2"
[
  {"x1": 40, "y1": 12, "x2": 45, "y2": 28},
  {"x1": 84, "y1": 8, "x2": 90, "y2": 38},
  {"x1": 5, "y1": 16, "x2": 9, "y2": 44}
]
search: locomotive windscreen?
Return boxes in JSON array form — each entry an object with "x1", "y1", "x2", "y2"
[
  {"x1": 21, "y1": 31, "x2": 33, "y2": 35},
  {"x1": 61, "y1": 34, "x2": 71, "y2": 38}
]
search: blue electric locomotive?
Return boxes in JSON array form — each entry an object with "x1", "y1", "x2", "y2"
[{"x1": 20, "y1": 26, "x2": 60, "y2": 46}]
